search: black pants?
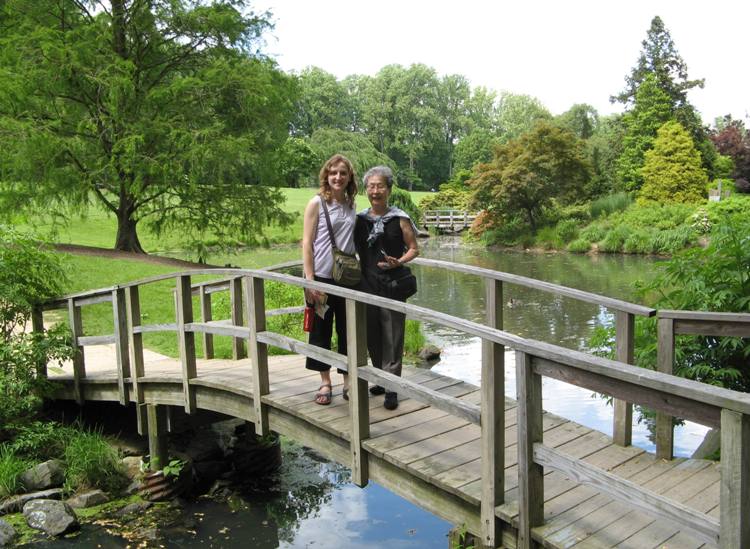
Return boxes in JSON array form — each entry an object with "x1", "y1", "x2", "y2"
[{"x1": 305, "y1": 277, "x2": 347, "y2": 374}]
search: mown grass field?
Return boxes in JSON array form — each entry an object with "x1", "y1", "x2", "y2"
[{"x1": 26, "y1": 188, "x2": 430, "y2": 254}]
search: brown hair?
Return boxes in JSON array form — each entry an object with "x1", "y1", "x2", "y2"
[{"x1": 318, "y1": 154, "x2": 357, "y2": 207}]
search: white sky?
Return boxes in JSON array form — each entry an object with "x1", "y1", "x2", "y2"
[{"x1": 253, "y1": 0, "x2": 750, "y2": 126}]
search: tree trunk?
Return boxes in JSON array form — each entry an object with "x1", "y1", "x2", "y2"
[{"x1": 115, "y1": 213, "x2": 145, "y2": 253}]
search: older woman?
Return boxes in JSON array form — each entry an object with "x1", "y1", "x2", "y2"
[
  {"x1": 355, "y1": 166, "x2": 419, "y2": 410},
  {"x1": 302, "y1": 154, "x2": 358, "y2": 405}
]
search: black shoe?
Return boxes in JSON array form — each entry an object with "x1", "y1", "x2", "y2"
[
  {"x1": 342, "y1": 388, "x2": 349, "y2": 401},
  {"x1": 384, "y1": 392, "x2": 398, "y2": 410},
  {"x1": 369, "y1": 385, "x2": 385, "y2": 396}
]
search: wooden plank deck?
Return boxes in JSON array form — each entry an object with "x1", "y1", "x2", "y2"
[{"x1": 49, "y1": 348, "x2": 719, "y2": 549}]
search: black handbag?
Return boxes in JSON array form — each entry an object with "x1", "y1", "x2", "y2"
[
  {"x1": 376, "y1": 265, "x2": 417, "y2": 301},
  {"x1": 320, "y1": 196, "x2": 361, "y2": 287}
]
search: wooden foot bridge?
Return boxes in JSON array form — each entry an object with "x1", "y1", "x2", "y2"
[{"x1": 38, "y1": 258, "x2": 750, "y2": 548}]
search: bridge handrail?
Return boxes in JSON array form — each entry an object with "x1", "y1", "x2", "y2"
[{"x1": 40, "y1": 267, "x2": 749, "y2": 547}]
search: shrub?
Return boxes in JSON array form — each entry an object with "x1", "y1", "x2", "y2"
[
  {"x1": 555, "y1": 219, "x2": 579, "y2": 243},
  {"x1": 705, "y1": 194, "x2": 750, "y2": 223},
  {"x1": 735, "y1": 178, "x2": 750, "y2": 193},
  {"x1": 599, "y1": 225, "x2": 631, "y2": 253},
  {"x1": 5, "y1": 421, "x2": 75, "y2": 460},
  {"x1": 623, "y1": 230, "x2": 652, "y2": 254},
  {"x1": 579, "y1": 224, "x2": 607, "y2": 243},
  {"x1": 390, "y1": 185, "x2": 422, "y2": 224},
  {"x1": 0, "y1": 446, "x2": 31, "y2": 498},
  {"x1": 418, "y1": 189, "x2": 472, "y2": 213},
  {"x1": 404, "y1": 320, "x2": 426, "y2": 356},
  {"x1": 651, "y1": 225, "x2": 697, "y2": 254},
  {"x1": 567, "y1": 238, "x2": 591, "y2": 253},
  {"x1": 559, "y1": 204, "x2": 591, "y2": 222},
  {"x1": 590, "y1": 192, "x2": 632, "y2": 219},
  {"x1": 535, "y1": 226, "x2": 563, "y2": 250},
  {"x1": 64, "y1": 427, "x2": 125, "y2": 492}
]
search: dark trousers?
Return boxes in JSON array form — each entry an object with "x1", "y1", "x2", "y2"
[
  {"x1": 366, "y1": 304, "x2": 405, "y2": 378},
  {"x1": 306, "y1": 277, "x2": 347, "y2": 374}
]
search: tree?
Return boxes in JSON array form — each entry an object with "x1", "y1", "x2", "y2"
[
  {"x1": 291, "y1": 66, "x2": 351, "y2": 137},
  {"x1": 308, "y1": 129, "x2": 396, "y2": 182},
  {"x1": 586, "y1": 114, "x2": 625, "y2": 197},
  {"x1": 496, "y1": 93, "x2": 552, "y2": 143},
  {"x1": 453, "y1": 129, "x2": 499, "y2": 172},
  {"x1": 638, "y1": 121, "x2": 707, "y2": 204},
  {"x1": 711, "y1": 116, "x2": 750, "y2": 181},
  {"x1": 612, "y1": 16, "x2": 704, "y2": 108},
  {"x1": 613, "y1": 16, "x2": 716, "y2": 179},
  {"x1": 470, "y1": 121, "x2": 590, "y2": 232},
  {"x1": 616, "y1": 74, "x2": 673, "y2": 192},
  {"x1": 272, "y1": 137, "x2": 320, "y2": 188},
  {"x1": 557, "y1": 104, "x2": 599, "y2": 140},
  {"x1": 437, "y1": 74, "x2": 471, "y2": 176},
  {"x1": 0, "y1": 0, "x2": 296, "y2": 253}
]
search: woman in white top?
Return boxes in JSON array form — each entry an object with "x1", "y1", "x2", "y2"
[{"x1": 302, "y1": 154, "x2": 358, "y2": 405}]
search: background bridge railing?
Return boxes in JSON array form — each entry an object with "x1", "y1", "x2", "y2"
[{"x1": 39, "y1": 266, "x2": 748, "y2": 548}]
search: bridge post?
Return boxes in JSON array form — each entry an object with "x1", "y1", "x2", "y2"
[
  {"x1": 244, "y1": 276, "x2": 270, "y2": 436},
  {"x1": 480, "y1": 278, "x2": 504, "y2": 547},
  {"x1": 720, "y1": 409, "x2": 750, "y2": 548},
  {"x1": 126, "y1": 285, "x2": 148, "y2": 435},
  {"x1": 613, "y1": 311, "x2": 634, "y2": 447},
  {"x1": 176, "y1": 275, "x2": 197, "y2": 414},
  {"x1": 31, "y1": 305, "x2": 46, "y2": 377},
  {"x1": 67, "y1": 298, "x2": 85, "y2": 405},
  {"x1": 516, "y1": 350, "x2": 543, "y2": 549},
  {"x1": 146, "y1": 404, "x2": 169, "y2": 471},
  {"x1": 199, "y1": 285, "x2": 214, "y2": 359},
  {"x1": 346, "y1": 299, "x2": 369, "y2": 487},
  {"x1": 230, "y1": 277, "x2": 246, "y2": 360},
  {"x1": 112, "y1": 288, "x2": 131, "y2": 406},
  {"x1": 655, "y1": 316, "x2": 675, "y2": 459}
]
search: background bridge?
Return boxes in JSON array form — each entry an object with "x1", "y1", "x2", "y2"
[
  {"x1": 422, "y1": 209, "x2": 478, "y2": 232},
  {"x1": 37, "y1": 261, "x2": 750, "y2": 548}
]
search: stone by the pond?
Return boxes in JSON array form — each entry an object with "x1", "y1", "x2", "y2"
[
  {"x1": 121, "y1": 456, "x2": 143, "y2": 479},
  {"x1": 0, "y1": 518, "x2": 16, "y2": 547},
  {"x1": 418, "y1": 344, "x2": 441, "y2": 361},
  {"x1": 20, "y1": 459, "x2": 66, "y2": 491},
  {"x1": 66, "y1": 490, "x2": 109, "y2": 509},
  {"x1": 124, "y1": 478, "x2": 142, "y2": 496},
  {"x1": 0, "y1": 488, "x2": 63, "y2": 515},
  {"x1": 23, "y1": 499, "x2": 79, "y2": 536},
  {"x1": 117, "y1": 501, "x2": 152, "y2": 517}
]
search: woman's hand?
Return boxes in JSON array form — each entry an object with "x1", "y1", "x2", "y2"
[
  {"x1": 305, "y1": 287, "x2": 326, "y2": 305},
  {"x1": 377, "y1": 255, "x2": 401, "y2": 270}
]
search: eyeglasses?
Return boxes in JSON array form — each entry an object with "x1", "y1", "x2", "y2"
[{"x1": 366, "y1": 183, "x2": 389, "y2": 190}]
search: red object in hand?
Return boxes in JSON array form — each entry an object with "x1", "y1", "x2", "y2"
[{"x1": 303, "y1": 306, "x2": 314, "y2": 332}]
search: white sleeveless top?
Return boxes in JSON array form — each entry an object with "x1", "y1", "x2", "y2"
[{"x1": 313, "y1": 198, "x2": 356, "y2": 279}]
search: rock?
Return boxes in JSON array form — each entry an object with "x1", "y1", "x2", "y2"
[
  {"x1": 124, "y1": 479, "x2": 142, "y2": 496},
  {"x1": 66, "y1": 490, "x2": 109, "y2": 509},
  {"x1": 121, "y1": 456, "x2": 144, "y2": 479},
  {"x1": 23, "y1": 499, "x2": 79, "y2": 537},
  {"x1": 691, "y1": 428, "x2": 721, "y2": 460},
  {"x1": 182, "y1": 430, "x2": 223, "y2": 462},
  {"x1": 418, "y1": 344, "x2": 441, "y2": 361},
  {"x1": 117, "y1": 501, "x2": 152, "y2": 517},
  {"x1": 19, "y1": 459, "x2": 66, "y2": 491},
  {"x1": 0, "y1": 488, "x2": 63, "y2": 515},
  {"x1": 0, "y1": 519, "x2": 16, "y2": 547}
]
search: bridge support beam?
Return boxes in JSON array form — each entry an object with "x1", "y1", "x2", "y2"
[
  {"x1": 346, "y1": 299, "x2": 369, "y2": 487},
  {"x1": 517, "y1": 350, "x2": 543, "y2": 549},
  {"x1": 245, "y1": 276, "x2": 270, "y2": 436},
  {"x1": 146, "y1": 404, "x2": 169, "y2": 471},
  {"x1": 176, "y1": 275, "x2": 197, "y2": 413},
  {"x1": 721, "y1": 409, "x2": 750, "y2": 548},
  {"x1": 613, "y1": 311, "x2": 634, "y2": 447}
]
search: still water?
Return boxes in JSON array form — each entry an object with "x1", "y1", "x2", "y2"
[{"x1": 42, "y1": 238, "x2": 708, "y2": 547}]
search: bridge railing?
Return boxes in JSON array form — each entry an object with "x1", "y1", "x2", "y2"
[
  {"x1": 422, "y1": 209, "x2": 477, "y2": 229},
  {"x1": 655, "y1": 310, "x2": 750, "y2": 460},
  {"x1": 40, "y1": 267, "x2": 748, "y2": 548}
]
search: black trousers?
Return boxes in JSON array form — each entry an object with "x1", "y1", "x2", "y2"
[{"x1": 305, "y1": 276, "x2": 347, "y2": 374}]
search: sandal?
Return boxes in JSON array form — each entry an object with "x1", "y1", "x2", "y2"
[{"x1": 314, "y1": 383, "x2": 333, "y2": 405}]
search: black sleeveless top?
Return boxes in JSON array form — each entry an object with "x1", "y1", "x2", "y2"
[{"x1": 355, "y1": 215, "x2": 406, "y2": 294}]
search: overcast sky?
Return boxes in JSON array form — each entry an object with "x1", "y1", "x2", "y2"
[{"x1": 253, "y1": 0, "x2": 749, "y2": 126}]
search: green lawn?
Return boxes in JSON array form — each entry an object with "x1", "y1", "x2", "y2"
[{"x1": 24, "y1": 188, "x2": 430, "y2": 254}]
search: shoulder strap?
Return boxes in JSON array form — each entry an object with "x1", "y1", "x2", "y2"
[{"x1": 318, "y1": 195, "x2": 340, "y2": 251}]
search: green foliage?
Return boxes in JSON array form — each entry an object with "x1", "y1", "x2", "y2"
[
  {"x1": 556, "y1": 104, "x2": 599, "y2": 140},
  {"x1": 162, "y1": 459, "x2": 186, "y2": 479},
  {"x1": 590, "y1": 193, "x2": 633, "y2": 219},
  {"x1": 599, "y1": 225, "x2": 631, "y2": 253},
  {"x1": 554, "y1": 219, "x2": 580, "y2": 243},
  {"x1": 308, "y1": 128, "x2": 396, "y2": 184},
  {"x1": 453, "y1": 130, "x2": 498, "y2": 171},
  {"x1": 419, "y1": 189, "x2": 472, "y2": 212},
  {"x1": 3, "y1": 421, "x2": 75, "y2": 461},
  {"x1": 64, "y1": 426, "x2": 125, "y2": 492},
  {"x1": 0, "y1": 446, "x2": 31, "y2": 497},
  {"x1": 470, "y1": 121, "x2": 591, "y2": 232},
  {"x1": 496, "y1": 92, "x2": 552, "y2": 143},
  {"x1": 535, "y1": 226, "x2": 563, "y2": 250},
  {"x1": 389, "y1": 186, "x2": 422, "y2": 224},
  {"x1": 638, "y1": 121, "x2": 707, "y2": 204},
  {"x1": 579, "y1": 224, "x2": 608, "y2": 244},
  {"x1": 0, "y1": 0, "x2": 296, "y2": 252},
  {"x1": 567, "y1": 238, "x2": 592, "y2": 253},
  {"x1": 0, "y1": 229, "x2": 73, "y2": 428},
  {"x1": 705, "y1": 194, "x2": 750, "y2": 224},
  {"x1": 616, "y1": 74, "x2": 674, "y2": 192},
  {"x1": 404, "y1": 320, "x2": 426, "y2": 357}
]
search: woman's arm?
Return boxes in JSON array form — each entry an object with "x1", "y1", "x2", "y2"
[
  {"x1": 380, "y1": 218, "x2": 420, "y2": 269},
  {"x1": 302, "y1": 197, "x2": 322, "y2": 303}
]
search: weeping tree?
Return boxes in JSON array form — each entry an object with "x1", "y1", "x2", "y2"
[{"x1": 0, "y1": 0, "x2": 297, "y2": 252}]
